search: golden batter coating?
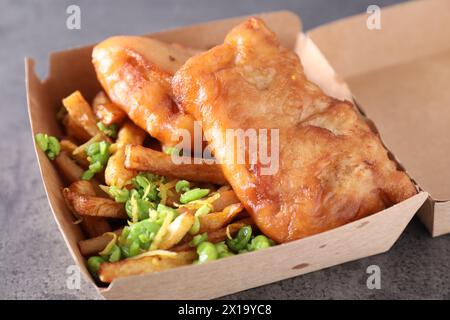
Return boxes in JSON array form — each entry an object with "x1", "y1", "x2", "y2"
[
  {"x1": 172, "y1": 18, "x2": 416, "y2": 243},
  {"x1": 92, "y1": 36, "x2": 196, "y2": 146}
]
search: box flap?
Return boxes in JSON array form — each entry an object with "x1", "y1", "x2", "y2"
[{"x1": 308, "y1": 0, "x2": 450, "y2": 201}]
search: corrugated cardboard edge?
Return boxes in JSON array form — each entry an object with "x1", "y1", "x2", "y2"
[
  {"x1": 25, "y1": 10, "x2": 428, "y2": 300},
  {"x1": 307, "y1": 0, "x2": 450, "y2": 237}
]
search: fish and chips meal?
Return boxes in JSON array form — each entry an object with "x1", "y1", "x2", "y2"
[{"x1": 34, "y1": 18, "x2": 416, "y2": 284}]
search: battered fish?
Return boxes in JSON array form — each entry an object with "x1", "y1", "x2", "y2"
[
  {"x1": 172, "y1": 18, "x2": 416, "y2": 243},
  {"x1": 92, "y1": 36, "x2": 197, "y2": 146}
]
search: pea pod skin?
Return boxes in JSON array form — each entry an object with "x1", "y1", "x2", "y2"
[{"x1": 226, "y1": 226, "x2": 252, "y2": 253}]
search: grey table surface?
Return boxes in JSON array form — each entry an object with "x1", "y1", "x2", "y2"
[{"x1": 1, "y1": 0, "x2": 449, "y2": 300}]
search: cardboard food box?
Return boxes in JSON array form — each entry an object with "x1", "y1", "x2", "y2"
[
  {"x1": 26, "y1": 7, "x2": 429, "y2": 299},
  {"x1": 308, "y1": 0, "x2": 450, "y2": 237}
]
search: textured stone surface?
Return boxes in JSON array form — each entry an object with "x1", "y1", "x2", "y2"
[{"x1": 1, "y1": 0, "x2": 449, "y2": 300}]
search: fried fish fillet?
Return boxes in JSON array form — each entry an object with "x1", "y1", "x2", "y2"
[
  {"x1": 92, "y1": 36, "x2": 198, "y2": 146},
  {"x1": 172, "y1": 18, "x2": 416, "y2": 243}
]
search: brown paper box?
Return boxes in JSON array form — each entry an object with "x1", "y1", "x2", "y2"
[
  {"x1": 26, "y1": 10, "x2": 428, "y2": 299},
  {"x1": 308, "y1": 0, "x2": 450, "y2": 237}
]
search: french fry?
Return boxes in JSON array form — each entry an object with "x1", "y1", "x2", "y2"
[
  {"x1": 211, "y1": 189, "x2": 240, "y2": 212},
  {"x1": 63, "y1": 188, "x2": 127, "y2": 219},
  {"x1": 66, "y1": 181, "x2": 111, "y2": 237},
  {"x1": 92, "y1": 91, "x2": 127, "y2": 125},
  {"x1": 158, "y1": 211, "x2": 195, "y2": 250},
  {"x1": 116, "y1": 120, "x2": 147, "y2": 147},
  {"x1": 62, "y1": 91, "x2": 109, "y2": 140},
  {"x1": 55, "y1": 151, "x2": 85, "y2": 183},
  {"x1": 207, "y1": 217, "x2": 255, "y2": 243},
  {"x1": 60, "y1": 139, "x2": 90, "y2": 168},
  {"x1": 81, "y1": 217, "x2": 112, "y2": 238},
  {"x1": 63, "y1": 115, "x2": 91, "y2": 143},
  {"x1": 71, "y1": 133, "x2": 103, "y2": 158},
  {"x1": 69, "y1": 180, "x2": 96, "y2": 196},
  {"x1": 79, "y1": 228, "x2": 122, "y2": 256},
  {"x1": 98, "y1": 251, "x2": 197, "y2": 283},
  {"x1": 54, "y1": 152, "x2": 105, "y2": 195},
  {"x1": 199, "y1": 203, "x2": 243, "y2": 233},
  {"x1": 105, "y1": 121, "x2": 147, "y2": 187},
  {"x1": 125, "y1": 145, "x2": 227, "y2": 184},
  {"x1": 171, "y1": 217, "x2": 255, "y2": 252},
  {"x1": 105, "y1": 149, "x2": 137, "y2": 188}
]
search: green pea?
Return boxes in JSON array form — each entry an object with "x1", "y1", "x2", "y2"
[
  {"x1": 195, "y1": 204, "x2": 211, "y2": 217},
  {"x1": 89, "y1": 161, "x2": 103, "y2": 173},
  {"x1": 107, "y1": 186, "x2": 130, "y2": 203},
  {"x1": 196, "y1": 241, "x2": 218, "y2": 264},
  {"x1": 156, "y1": 204, "x2": 178, "y2": 222},
  {"x1": 126, "y1": 194, "x2": 152, "y2": 221},
  {"x1": 35, "y1": 133, "x2": 61, "y2": 160},
  {"x1": 99, "y1": 141, "x2": 109, "y2": 156},
  {"x1": 89, "y1": 151, "x2": 108, "y2": 166},
  {"x1": 120, "y1": 245, "x2": 130, "y2": 258},
  {"x1": 129, "y1": 241, "x2": 141, "y2": 257},
  {"x1": 175, "y1": 180, "x2": 190, "y2": 193},
  {"x1": 220, "y1": 251, "x2": 235, "y2": 258},
  {"x1": 189, "y1": 232, "x2": 208, "y2": 247},
  {"x1": 83, "y1": 141, "x2": 111, "y2": 180},
  {"x1": 108, "y1": 245, "x2": 121, "y2": 262},
  {"x1": 215, "y1": 241, "x2": 234, "y2": 258},
  {"x1": 47, "y1": 136, "x2": 61, "y2": 160},
  {"x1": 226, "y1": 225, "x2": 252, "y2": 253},
  {"x1": 143, "y1": 183, "x2": 158, "y2": 201},
  {"x1": 248, "y1": 235, "x2": 271, "y2": 251},
  {"x1": 138, "y1": 233, "x2": 150, "y2": 244},
  {"x1": 133, "y1": 174, "x2": 150, "y2": 190},
  {"x1": 189, "y1": 216, "x2": 200, "y2": 235},
  {"x1": 180, "y1": 188, "x2": 210, "y2": 204},
  {"x1": 35, "y1": 133, "x2": 48, "y2": 151},
  {"x1": 81, "y1": 169, "x2": 95, "y2": 180},
  {"x1": 97, "y1": 122, "x2": 117, "y2": 138},
  {"x1": 87, "y1": 256, "x2": 106, "y2": 275},
  {"x1": 127, "y1": 219, "x2": 160, "y2": 247},
  {"x1": 215, "y1": 241, "x2": 228, "y2": 254},
  {"x1": 86, "y1": 142, "x2": 100, "y2": 156},
  {"x1": 120, "y1": 226, "x2": 130, "y2": 240},
  {"x1": 189, "y1": 205, "x2": 212, "y2": 235}
]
